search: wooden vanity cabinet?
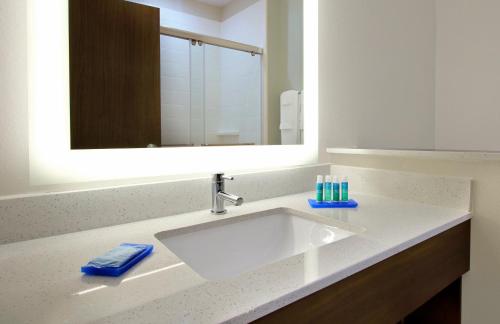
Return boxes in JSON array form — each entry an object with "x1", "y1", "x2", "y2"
[
  {"x1": 69, "y1": 0, "x2": 161, "y2": 149},
  {"x1": 256, "y1": 220, "x2": 470, "y2": 324}
]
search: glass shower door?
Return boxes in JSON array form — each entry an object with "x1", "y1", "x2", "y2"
[
  {"x1": 189, "y1": 42, "x2": 206, "y2": 146},
  {"x1": 160, "y1": 34, "x2": 262, "y2": 146},
  {"x1": 160, "y1": 34, "x2": 192, "y2": 146},
  {"x1": 160, "y1": 35, "x2": 208, "y2": 147},
  {"x1": 203, "y1": 44, "x2": 262, "y2": 146}
]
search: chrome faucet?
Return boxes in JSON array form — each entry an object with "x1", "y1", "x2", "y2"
[{"x1": 211, "y1": 173, "x2": 244, "y2": 214}]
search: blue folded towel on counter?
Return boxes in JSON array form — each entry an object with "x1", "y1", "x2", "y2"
[{"x1": 81, "y1": 243, "x2": 154, "y2": 277}]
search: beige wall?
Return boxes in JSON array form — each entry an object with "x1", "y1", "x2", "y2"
[
  {"x1": 0, "y1": 0, "x2": 30, "y2": 196},
  {"x1": 319, "y1": 0, "x2": 500, "y2": 154},
  {"x1": 318, "y1": 0, "x2": 436, "y2": 160},
  {"x1": 222, "y1": 0, "x2": 260, "y2": 21},
  {"x1": 329, "y1": 153, "x2": 500, "y2": 323},
  {"x1": 435, "y1": 0, "x2": 500, "y2": 151},
  {"x1": 130, "y1": 0, "x2": 222, "y2": 21},
  {"x1": 266, "y1": 0, "x2": 303, "y2": 145}
]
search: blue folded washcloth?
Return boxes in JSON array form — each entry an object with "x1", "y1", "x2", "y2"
[{"x1": 81, "y1": 243, "x2": 154, "y2": 277}]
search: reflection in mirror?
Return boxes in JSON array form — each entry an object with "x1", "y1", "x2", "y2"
[
  {"x1": 69, "y1": 0, "x2": 303, "y2": 149},
  {"x1": 159, "y1": 35, "x2": 262, "y2": 146}
]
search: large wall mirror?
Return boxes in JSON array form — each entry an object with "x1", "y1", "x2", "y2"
[{"x1": 69, "y1": 0, "x2": 303, "y2": 149}]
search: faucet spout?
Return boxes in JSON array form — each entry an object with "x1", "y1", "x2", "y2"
[{"x1": 217, "y1": 192, "x2": 244, "y2": 206}]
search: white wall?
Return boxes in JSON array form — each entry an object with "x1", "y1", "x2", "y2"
[
  {"x1": 320, "y1": 0, "x2": 500, "y2": 154},
  {"x1": 0, "y1": 0, "x2": 30, "y2": 196},
  {"x1": 131, "y1": 0, "x2": 221, "y2": 36},
  {"x1": 220, "y1": 0, "x2": 266, "y2": 47},
  {"x1": 267, "y1": 0, "x2": 304, "y2": 145},
  {"x1": 286, "y1": 0, "x2": 303, "y2": 95},
  {"x1": 156, "y1": 6, "x2": 221, "y2": 37},
  {"x1": 319, "y1": 0, "x2": 437, "y2": 160},
  {"x1": 131, "y1": 0, "x2": 221, "y2": 20},
  {"x1": 435, "y1": 0, "x2": 500, "y2": 151}
]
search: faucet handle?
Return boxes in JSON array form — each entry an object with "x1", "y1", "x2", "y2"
[{"x1": 212, "y1": 173, "x2": 234, "y2": 182}]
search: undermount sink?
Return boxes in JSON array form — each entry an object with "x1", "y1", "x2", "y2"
[{"x1": 155, "y1": 208, "x2": 357, "y2": 280}]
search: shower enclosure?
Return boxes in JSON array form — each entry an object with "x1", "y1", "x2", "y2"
[{"x1": 160, "y1": 34, "x2": 262, "y2": 147}]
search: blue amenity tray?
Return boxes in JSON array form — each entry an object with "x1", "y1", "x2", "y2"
[
  {"x1": 308, "y1": 199, "x2": 358, "y2": 209},
  {"x1": 81, "y1": 243, "x2": 154, "y2": 277}
]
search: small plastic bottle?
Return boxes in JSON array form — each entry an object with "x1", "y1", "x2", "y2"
[
  {"x1": 341, "y1": 176, "x2": 349, "y2": 201},
  {"x1": 316, "y1": 175, "x2": 324, "y2": 202},
  {"x1": 324, "y1": 175, "x2": 332, "y2": 201},
  {"x1": 332, "y1": 176, "x2": 340, "y2": 201}
]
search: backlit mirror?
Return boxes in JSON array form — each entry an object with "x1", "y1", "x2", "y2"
[{"x1": 69, "y1": 0, "x2": 303, "y2": 149}]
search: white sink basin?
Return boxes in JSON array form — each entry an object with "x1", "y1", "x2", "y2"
[{"x1": 155, "y1": 208, "x2": 356, "y2": 280}]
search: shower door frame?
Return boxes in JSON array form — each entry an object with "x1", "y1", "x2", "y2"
[{"x1": 160, "y1": 26, "x2": 263, "y2": 56}]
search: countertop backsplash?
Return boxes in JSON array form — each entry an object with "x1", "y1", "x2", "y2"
[
  {"x1": 331, "y1": 165, "x2": 471, "y2": 211},
  {"x1": 0, "y1": 164, "x2": 330, "y2": 244}
]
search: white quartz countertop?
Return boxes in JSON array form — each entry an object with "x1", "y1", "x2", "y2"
[{"x1": 0, "y1": 192, "x2": 471, "y2": 324}]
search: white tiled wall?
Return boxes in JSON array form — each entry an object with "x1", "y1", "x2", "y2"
[
  {"x1": 217, "y1": 48, "x2": 262, "y2": 145},
  {"x1": 189, "y1": 44, "x2": 207, "y2": 146},
  {"x1": 160, "y1": 36, "x2": 191, "y2": 146},
  {"x1": 215, "y1": 0, "x2": 265, "y2": 146},
  {"x1": 204, "y1": 45, "x2": 223, "y2": 145}
]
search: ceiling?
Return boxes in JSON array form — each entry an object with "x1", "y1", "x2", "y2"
[{"x1": 195, "y1": 0, "x2": 235, "y2": 7}]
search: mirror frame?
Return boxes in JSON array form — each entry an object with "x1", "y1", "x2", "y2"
[{"x1": 27, "y1": 0, "x2": 318, "y2": 185}]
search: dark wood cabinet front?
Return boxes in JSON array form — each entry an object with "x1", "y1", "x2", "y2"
[
  {"x1": 255, "y1": 221, "x2": 470, "y2": 324},
  {"x1": 69, "y1": 0, "x2": 161, "y2": 149}
]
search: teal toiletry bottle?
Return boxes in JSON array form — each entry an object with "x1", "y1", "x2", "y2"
[
  {"x1": 316, "y1": 175, "x2": 324, "y2": 202},
  {"x1": 333, "y1": 176, "x2": 340, "y2": 201},
  {"x1": 341, "y1": 176, "x2": 349, "y2": 201},
  {"x1": 325, "y1": 175, "x2": 332, "y2": 201}
]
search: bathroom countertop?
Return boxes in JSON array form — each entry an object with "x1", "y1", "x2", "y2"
[{"x1": 0, "y1": 192, "x2": 471, "y2": 324}]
